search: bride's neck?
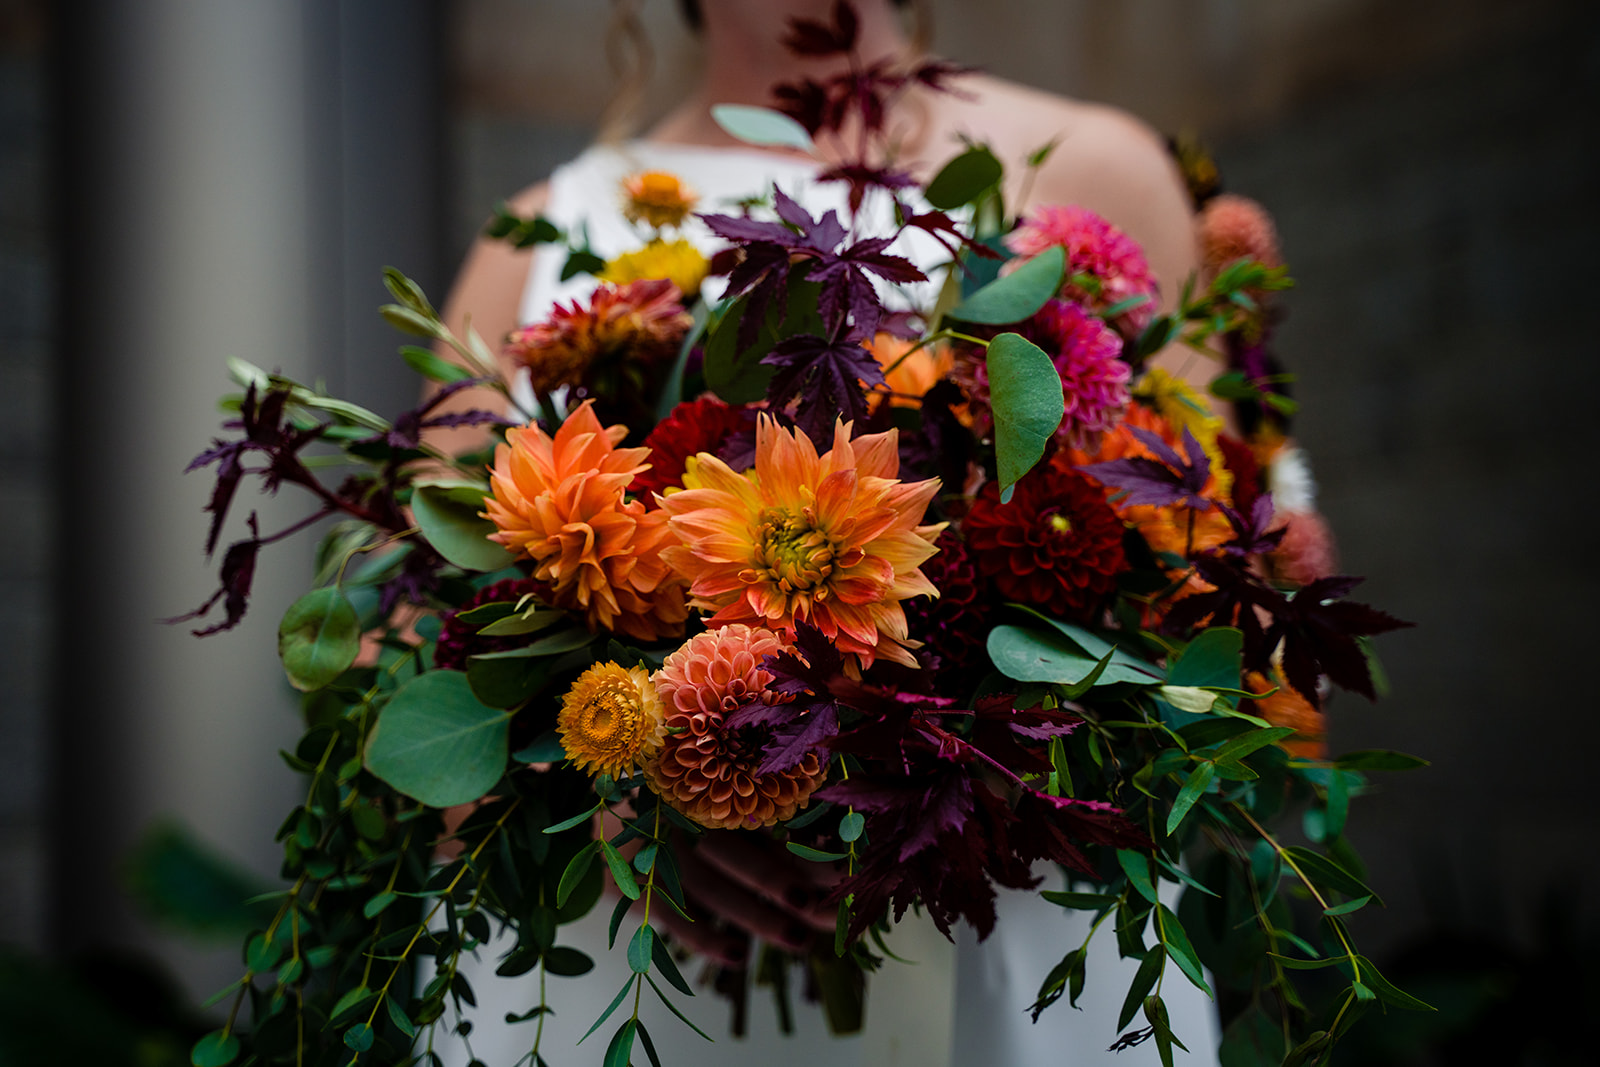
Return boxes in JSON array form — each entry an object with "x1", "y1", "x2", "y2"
[{"x1": 649, "y1": 0, "x2": 911, "y2": 146}]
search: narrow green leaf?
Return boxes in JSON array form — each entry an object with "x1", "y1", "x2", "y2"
[
  {"x1": 1356, "y1": 955, "x2": 1435, "y2": 1011},
  {"x1": 385, "y1": 995, "x2": 418, "y2": 1039},
  {"x1": 1208, "y1": 726, "x2": 1296, "y2": 766},
  {"x1": 329, "y1": 985, "x2": 374, "y2": 1024},
  {"x1": 635, "y1": 1019, "x2": 664, "y2": 1067},
  {"x1": 1041, "y1": 890, "x2": 1116, "y2": 910},
  {"x1": 1283, "y1": 846, "x2": 1381, "y2": 904},
  {"x1": 601, "y1": 841, "x2": 642, "y2": 900},
  {"x1": 1266, "y1": 952, "x2": 1345, "y2": 971},
  {"x1": 986, "y1": 332, "x2": 1064, "y2": 500},
  {"x1": 645, "y1": 975, "x2": 715, "y2": 1041},
  {"x1": 557, "y1": 841, "x2": 599, "y2": 907},
  {"x1": 1119, "y1": 947, "x2": 1164, "y2": 1031},
  {"x1": 1156, "y1": 904, "x2": 1212, "y2": 997},
  {"x1": 363, "y1": 891, "x2": 398, "y2": 919},
  {"x1": 1049, "y1": 735, "x2": 1074, "y2": 797},
  {"x1": 579, "y1": 978, "x2": 637, "y2": 1045},
  {"x1": 543, "y1": 946, "x2": 595, "y2": 977},
  {"x1": 190, "y1": 1031, "x2": 240, "y2": 1067},
  {"x1": 469, "y1": 626, "x2": 596, "y2": 659},
  {"x1": 607, "y1": 893, "x2": 634, "y2": 950},
  {"x1": 950, "y1": 245, "x2": 1065, "y2": 325},
  {"x1": 651, "y1": 935, "x2": 695, "y2": 997},
  {"x1": 277, "y1": 587, "x2": 361, "y2": 692},
  {"x1": 1334, "y1": 749, "x2": 1430, "y2": 771},
  {"x1": 786, "y1": 842, "x2": 848, "y2": 862},
  {"x1": 603, "y1": 1019, "x2": 638, "y2": 1067},
  {"x1": 400, "y1": 344, "x2": 473, "y2": 384},
  {"x1": 1323, "y1": 894, "x2": 1371, "y2": 917},
  {"x1": 1166, "y1": 761, "x2": 1215, "y2": 836},
  {"x1": 627, "y1": 924, "x2": 655, "y2": 974},
  {"x1": 1118, "y1": 849, "x2": 1159, "y2": 906},
  {"x1": 543, "y1": 800, "x2": 603, "y2": 835}
]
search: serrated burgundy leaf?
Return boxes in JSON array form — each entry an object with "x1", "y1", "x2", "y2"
[
  {"x1": 1080, "y1": 457, "x2": 1193, "y2": 508},
  {"x1": 763, "y1": 332, "x2": 881, "y2": 441},
  {"x1": 755, "y1": 704, "x2": 840, "y2": 775}
]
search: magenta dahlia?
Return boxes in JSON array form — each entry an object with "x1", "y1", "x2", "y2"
[{"x1": 1006, "y1": 204, "x2": 1159, "y2": 335}]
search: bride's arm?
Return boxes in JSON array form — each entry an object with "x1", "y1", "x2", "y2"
[{"x1": 421, "y1": 181, "x2": 549, "y2": 456}]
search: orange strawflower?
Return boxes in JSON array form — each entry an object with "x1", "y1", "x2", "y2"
[
  {"x1": 483, "y1": 401, "x2": 687, "y2": 641},
  {"x1": 622, "y1": 170, "x2": 699, "y2": 230},
  {"x1": 644, "y1": 625, "x2": 827, "y2": 829},
  {"x1": 1243, "y1": 670, "x2": 1327, "y2": 759},
  {"x1": 658, "y1": 415, "x2": 944, "y2": 670},
  {"x1": 558, "y1": 662, "x2": 667, "y2": 779},
  {"x1": 504, "y1": 279, "x2": 690, "y2": 395}
]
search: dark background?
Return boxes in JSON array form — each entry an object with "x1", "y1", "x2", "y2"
[{"x1": 2, "y1": 0, "x2": 1596, "y2": 1060}]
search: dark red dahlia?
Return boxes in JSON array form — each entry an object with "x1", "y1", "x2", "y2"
[
  {"x1": 903, "y1": 530, "x2": 990, "y2": 688},
  {"x1": 963, "y1": 466, "x2": 1128, "y2": 621},
  {"x1": 433, "y1": 577, "x2": 543, "y2": 671},
  {"x1": 631, "y1": 395, "x2": 753, "y2": 501}
]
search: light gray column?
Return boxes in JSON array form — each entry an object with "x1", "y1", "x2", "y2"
[{"x1": 53, "y1": 0, "x2": 442, "y2": 1000}]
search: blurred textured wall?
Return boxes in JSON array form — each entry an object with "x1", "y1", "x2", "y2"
[{"x1": 441, "y1": 0, "x2": 1600, "y2": 961}]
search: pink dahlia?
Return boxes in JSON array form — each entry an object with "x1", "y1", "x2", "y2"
[
  {"x1": 954, "y1": 300, "x2": 1131, "y2": 450},
  {"x1": 1006, "y1": 205, "x2": 1159, "y2": 334}
]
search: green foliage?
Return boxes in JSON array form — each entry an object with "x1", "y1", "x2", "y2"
[
  {"x1": 949, "y1": 244, "x2": 1065, "y2": 324},
  {"x1": 986, "y1": 332, "x2": 1065, "y2": 500},
  {"x1": 363, "y1": 670, "x2": 512, "y2": 807},
  {"x1": 923, "y1": 145, "x2": 1004, "y2": 210},
  {"x1": 276, "y1": 587, "x2": 360, "y2": 692},
  {"x1": 410, "y1": 481, "x2": 516, "y2": 573},
  {"x1": 124, "y1": 821, "x2": 275, "y2": 940}
]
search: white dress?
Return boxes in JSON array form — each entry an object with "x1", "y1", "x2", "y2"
[{"x1": 441, "y1": 141, "x2": 1222, "y2": 1067}]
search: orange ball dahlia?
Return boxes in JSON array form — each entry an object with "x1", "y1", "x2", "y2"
[
  {"x1": 644, "y1": 625, "x2": 827, "y2": 829},
  {"x1": 483, "y1": 400, "x2": 687, "y2": 641},
  {"x1": 558, "y1": 661, "x2": 667, "y2": 779},
  {"x1": 503, "y1": 279, "x2": 691, "y2": 395},
  {"x1": 658, "y1": 415, "x2": 944, "y2": 670}
]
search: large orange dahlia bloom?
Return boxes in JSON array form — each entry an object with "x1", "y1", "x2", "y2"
[
  {"x1": 658, "y1": 416, "x2": 943, "y2": 670},
  {"x1": 644, "y1": 625, "x2": 827, "y2": 829},
  {"x1": 483, "y1": 401, "x2": 687, "y2": 641}
]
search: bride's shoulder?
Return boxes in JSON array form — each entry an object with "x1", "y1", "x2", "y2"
[{"x1": 935, "y1": 72, "x2": 1186, "y2": 208}]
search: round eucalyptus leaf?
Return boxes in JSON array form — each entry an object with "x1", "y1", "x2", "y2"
[
  {"x1": 364, "y1": 670, "x2": 511, "y2": 807},
  {"x1": 924, "y1": 145, "x2": 1003, "y2": 210},
  {"x1": 985, "y1": 332, "x2": 1064, "y2": 500},
  {"x1": 950, "y1": 244, "x2": 1065, "y2": 325},
  {"x1": 709, "y1": 104, "x2": 815, "y2": 152},
  {"x1": 191, "y1": 1031, "x2": 240, "y2": 1066},
  {"x1": 412, "y1": 481, "x2": 516, "y2": 573},
  {"x1": 276, "y1": 586, "x2": 361, "y2": 692}
]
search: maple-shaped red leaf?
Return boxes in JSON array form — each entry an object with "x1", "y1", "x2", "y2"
[
  {"x1": 1266, "y1": 576, "x2": 1413, "y2": 703},
  {"x1": 763, "y1": 329, "x2": 883, "y2": 442},
  {"x1": 1081, "y1": 425, "x2": 1213, "y2": 511},
  {"x1": 782, "y1": 0, "x2": 858, "y2": 57}
]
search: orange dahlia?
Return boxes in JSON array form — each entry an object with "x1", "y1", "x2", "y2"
[
  {"x1": 483, "y1": 401, "x2": 687, "y2": 641},
  {"x1": 658, "y1": 416, "x2": 943, "y2": 670},
  {"x1": 865, "y1": 332, "x2": 952, "y2": 410},
  {"x1": 621, "y1": 170, "x2": 699, "y2": 230},
  {"x1": 644, "y1": 625, "x2": 827, "y2": 829},
  {"x1": 503, "y1": 279, "x2": 691, "y2": 395},
  {"x1": 1242, "y1": 670, "x2": 1327, "y2": 759},
  {"x1": 558, "y1": 661, "x2": 667, "y2": 779}
]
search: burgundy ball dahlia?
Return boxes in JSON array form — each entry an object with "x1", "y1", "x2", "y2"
[{"x1": 963, "y1": 465, "x2": 1127, "y2": 621}]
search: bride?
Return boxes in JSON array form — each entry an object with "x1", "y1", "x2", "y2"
[{"x1": 429, "y1": 1, "x2": 1221, "y2": 1063}]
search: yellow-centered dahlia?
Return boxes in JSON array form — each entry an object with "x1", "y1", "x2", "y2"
[
  {"x1": 658, "y1": 415, "x2": 943, "y2": 669},
  {"x1": 598, "y1": 237, "x2": 710, "y2": 299},
  {"x1": 558, "y1": 662, "x2": 667, "y2": 779},
  {"x1": 621, "y1": 170, "x2": 698, "y2": 230},
  {"x1": 644, "y1": 625, "x2": 826, "y2": 829},
  {"x1": 483, "y1": 400, "x2": 687, "y2": 641}
]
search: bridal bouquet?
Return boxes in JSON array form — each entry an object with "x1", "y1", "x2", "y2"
[{"x1": 177, "y1": 5, "x2": 1423, "y2": 1066}]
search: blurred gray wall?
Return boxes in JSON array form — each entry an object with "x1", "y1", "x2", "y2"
[{"x1": 37, "y1": 0, "x2": 446, "y2": 999}]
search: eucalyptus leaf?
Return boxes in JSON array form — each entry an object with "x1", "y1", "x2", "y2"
[
  {"x1": 412, "y1": 481, "x2": 515, "y2": 573},
  {"x1": 363, "y1": 671, "x2": 512, "y2": 807},
  {"x1": 924, "y1": 145, "x2": 1004, "y2": 210},
  {"x1": 986, "y1": 332, "x2": 1064, "y2": 500},
  {"x1": 710, "y1": 104, "x2": 815, "y2": 152},
  {"x1": 277, "y1": 587, "x2": 361, "y2": 692},
  {"x1": 950, "y1": 245, "x2": 1065, "y2": 325}
]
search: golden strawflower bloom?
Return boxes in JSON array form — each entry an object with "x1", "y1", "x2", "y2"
[
  {"x1": 622, "y1": 170, "x2": 698, "y2": 230},
  {"x1": 644, "y1": 625, "x2": 826, "y2": 829},
  {"x1": 483, "y1": 400, "x2": 688, "y2": 641},
  {"x1": 558, "y1": 661, "x2": 667, "y2": 779},
  {"x1": 658, "y1": 415, "x2": 943, "y2": 670},
  {"x1": 598, "y1": 237, "x2": 710, "y2": 300}
]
